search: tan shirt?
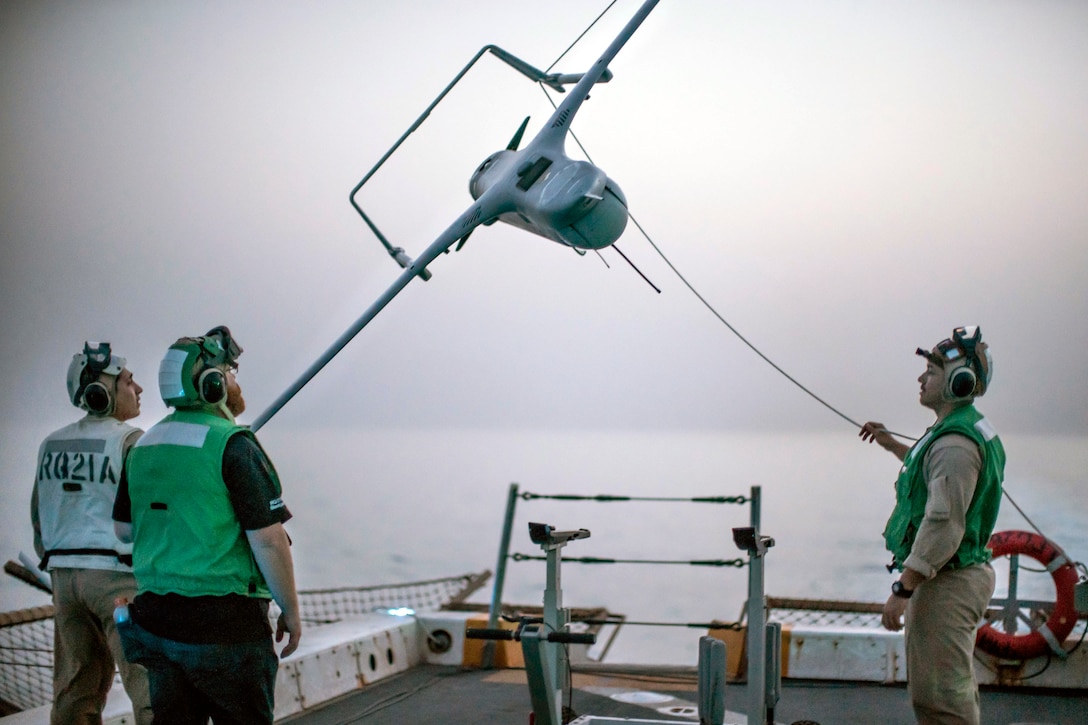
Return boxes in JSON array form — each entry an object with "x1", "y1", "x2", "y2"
[{"x1": 902, "y1": 433, "x2": 982, "y2": 578}]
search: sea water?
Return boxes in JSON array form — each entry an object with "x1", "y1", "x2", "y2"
[{"x1": 2, "y1": 425, "x2": 1085, "y2": 665}]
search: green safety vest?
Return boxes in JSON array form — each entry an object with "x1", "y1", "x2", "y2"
[
  {"x1": 883, "y1": 405, "x2": 1005, "y2": 572},
  {"x1": 127, "y1": 409, "x2": 279, "y2": 598}
]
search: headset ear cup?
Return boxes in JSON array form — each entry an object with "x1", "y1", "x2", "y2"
[
  {"x1": 199, "y1": 368, "x2": 226, "y2": 404},
  {"x1": 83, "y1": 382, "x2": 112, "y2": 414},
  {"x1": 948, "y1": 366, "x2": 977, "y2": 399}
]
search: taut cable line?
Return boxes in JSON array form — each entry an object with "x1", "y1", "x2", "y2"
[{"x1": 542, "y1": 2, "x2": 1054, "y2": 536}]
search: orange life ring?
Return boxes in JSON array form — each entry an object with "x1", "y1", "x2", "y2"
[{"x1": 975, "y1": 530, "x2": 1079, "y2": 660}]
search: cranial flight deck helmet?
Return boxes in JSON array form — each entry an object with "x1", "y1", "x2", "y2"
[
  {"x1": 158, "y1": 325, "x2": 242, "y2": 408},
  {"x1": 916, "y1": 325, "x2": 993, "y2": 401},
  {"x1": 67, "y1": 342, "x2": 126, "y2": 415}
]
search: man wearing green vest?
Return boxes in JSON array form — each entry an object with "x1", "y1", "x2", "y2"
[
  {"x1": 860, "y1": 325, "x2": 1004, "y2": 725},
  {"x1": 113, "y1": 326, "x2": 301, "y2": 724}
]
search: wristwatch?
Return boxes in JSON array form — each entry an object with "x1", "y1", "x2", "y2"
[{"x1": 891, "y1": 580, "x2": 914, "y2": 599}]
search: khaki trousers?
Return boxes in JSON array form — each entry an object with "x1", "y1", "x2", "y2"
[
  {"x1": 904, "y1": 563, "x2": 995, "y2": 725},
  {"x1": 51, "y1": 567, "x2": 153, "y2": 725}
]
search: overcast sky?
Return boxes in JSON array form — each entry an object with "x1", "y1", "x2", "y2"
[{"x1": 3, "y1": 0, "x2": 1086, "y2": 438}]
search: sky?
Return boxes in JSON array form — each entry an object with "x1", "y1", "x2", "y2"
[{"x1": 3, "y1": 0, "x2": 1087, "y2": 439}]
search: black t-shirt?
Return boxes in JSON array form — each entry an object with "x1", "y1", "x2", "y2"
[
  {"x1": 221, "y1": 432, "x2": 291, "y2": 531},
  {"x1": 114, "y1": 431, "x2": 292, "y2": 643},
  {"x1": 113, "y1": 432, "x2": 291, "y2": 528}
]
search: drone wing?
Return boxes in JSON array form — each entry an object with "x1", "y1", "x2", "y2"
[
  {"x1": 529, "y1": 0, "x2": 660, "y2": 153},
  {"x1": 251, "y1": 195, "x2": 505, "y2": 431}
]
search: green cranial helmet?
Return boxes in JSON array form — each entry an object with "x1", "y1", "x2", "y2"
[
  {"x1": 67, "y1": 341, "x2": 126, "y2": 412},
  {"x1": 157, "y1": 326, "x2": 243, "y2": 408}
]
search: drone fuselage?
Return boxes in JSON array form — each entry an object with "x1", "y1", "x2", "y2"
[{"x1": 469, "y1": 147, "x2": 628, "y2": 251}]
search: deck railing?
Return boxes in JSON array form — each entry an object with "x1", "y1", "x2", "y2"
[
  {"x1": 483, "y1": 483, "x2": 761, "y2": 652},
  {"x1": 0, "y1": 571, "x2": 490, "y2": 714}
]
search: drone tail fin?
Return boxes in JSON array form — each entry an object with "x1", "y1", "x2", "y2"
[{"x1": 507, "y1": 116, "x2": 531, "y2": 151}]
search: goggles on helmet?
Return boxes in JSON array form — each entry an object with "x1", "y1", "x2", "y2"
[
  {"x1": 84, "y1": 342, "x2": 111, "y2": 375},
  {"x1": 916, "y1": 325, "x2": 985, "y2": 376},
  {"x1": 83, "y1": 341, "x2": 124, "y2": 378},
  {"x1": 200, "y1": 325, "x2": 243, "y2": 369},
  {"x1": 68, "y1": 341, "x2": 126, "y2": 409},
  {"x1": 952, "y1": 325, "x2": 981, "y2": 358}
]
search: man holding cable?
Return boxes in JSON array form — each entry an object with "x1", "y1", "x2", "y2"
[{"x1": 860, "y1": 325, "x2": 1005, "y2": 725}]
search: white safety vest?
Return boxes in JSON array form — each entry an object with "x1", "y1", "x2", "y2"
[{"x1": 35, "y1": 416, "x2": 139, "y2": 571}]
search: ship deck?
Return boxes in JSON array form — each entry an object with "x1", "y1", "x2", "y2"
[
  {"x1": 3, "y1": 571, "x2": 1086, "y2": 724},
  {"x1": 282, "y1": 662, "x2": 1087, "y2": 725}
]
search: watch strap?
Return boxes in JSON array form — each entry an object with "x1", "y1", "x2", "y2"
[{"x1": 891, "y1": 580, "x2": 914, "y2": 599}]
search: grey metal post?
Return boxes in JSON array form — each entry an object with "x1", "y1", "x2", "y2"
[
  {"x1": 765, "y1": 621, "x2": 782, "y2": 714},
  {"x1": 745, "y1": 485, "x2": 768, "y2": 725},
  {"x1": 750, "y1": 484, "x2": 761, "y2": 530},
  {"x1": 542, "y1": 540, "x2": 568, "y2": 711},
  {"x1": 698, "y1": 635, "x2": 727, "y2": 725},
  {"x1": 483, "y1": 482, "x2": 519, "y2": 669},
  {"x1": 1003, "y1": 553, "x2": 1020, "y2": 634},
  {"x1": 525, "y1": 523, "x2": 588, "y2": 725}
]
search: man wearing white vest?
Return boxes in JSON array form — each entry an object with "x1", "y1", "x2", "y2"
[
  {"x1": 860, "y1": 325, "x2": 1005, "y2": 725},
  {"x1": 113, "y1": 325, "x2": 300, "y2": 724},
  {"x1": 31, "y1": 342, "x2": 153, "y2": 725}
]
